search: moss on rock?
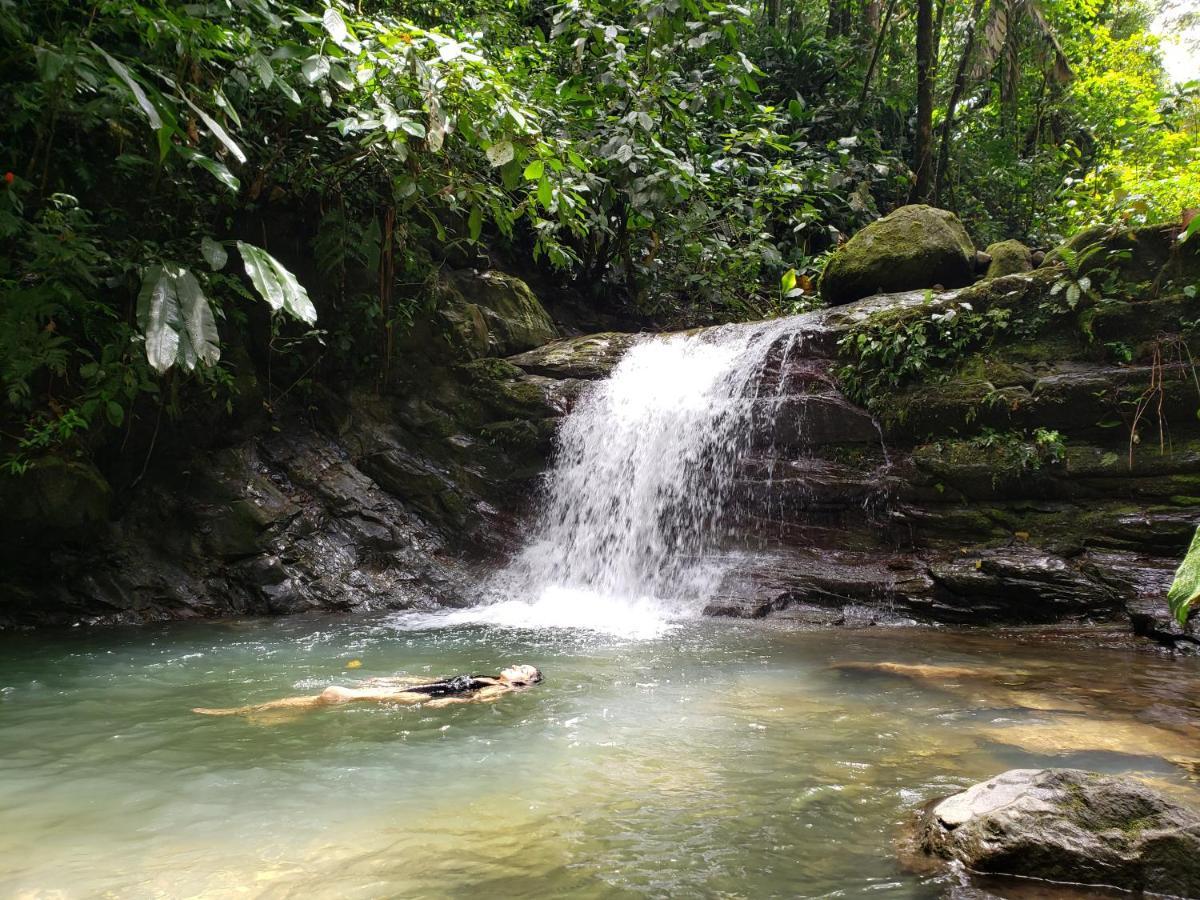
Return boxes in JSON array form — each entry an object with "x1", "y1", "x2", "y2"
[
  {"x1": 435, "y1": 269, "x2": 558, "y2": 359},
  {"x1": 820, "y1": 205, "x2": 976, "y2": 305},
  {"x1": 984, "y1": 239, "x2": 1034, "y2": 278}
]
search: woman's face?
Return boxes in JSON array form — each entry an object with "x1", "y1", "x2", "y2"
[{"x1": 499, "y1": 664, "x2": 542, "y2": 685}]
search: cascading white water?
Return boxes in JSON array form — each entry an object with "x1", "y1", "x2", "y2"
[{"x1": 460, "y1": 316, "x2": 805, "y2": 636}]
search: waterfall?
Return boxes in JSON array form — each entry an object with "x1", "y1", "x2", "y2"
[{"x1": 475, "y1": 317, "x2": 805, "y2": 636}]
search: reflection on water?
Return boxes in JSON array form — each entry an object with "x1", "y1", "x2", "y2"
[{"x1": 0, "y1": 616, "x2": 1197, "y2": 899}]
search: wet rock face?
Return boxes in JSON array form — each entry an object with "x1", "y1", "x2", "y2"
[
  {"x1": 0, "y1": 272, "x2": 567, "y2": 627},
  {"x1": 918, "y1": 769, "x2": 1200, "y2": 897},
  {"x1": 435, "y1": 269, "x2": 558, "y2": 359},
  {"x1": 0, "y1": 457, "x2": 111, "y2": 542},
  {"x1": 820, "y1": 205, "x2": 976, "y2": 305}
]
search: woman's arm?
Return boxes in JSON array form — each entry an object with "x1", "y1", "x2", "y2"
[{"x1": 424, "y1": 685, "x2": 511, "y2": 708}]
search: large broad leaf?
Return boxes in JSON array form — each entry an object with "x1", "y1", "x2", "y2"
[
  {"x1": 137, "y1": 264, "x2": 221, "y2": 373},
  {"x1": 176, "y1": 268, "x2": 220, "y2": 368},
  {"x1": 179, "y1": 93, "x2": 247, "y2": 163},
  {"x1": 322, "y1": 8, "x2": 351, "y2": 46},
  {"x1": 486, "y1": 140, "x2": 514, "y2": 167},
  {"x1": 137, "y1": 265, "x2": 181, "y2": 374},
  {"x1": 1167, "y1": 526, "x2": 1200, "y2": 626},
  {"x1": 94, "y1": 44, "x2": 162, "y2": 130},
  {"x1": 236, "y1": 242, "x2": 318, "y2": 324}
]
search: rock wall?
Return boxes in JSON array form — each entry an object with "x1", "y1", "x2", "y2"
[
  {"x1": 4, "y1": 225, "x2": 1198, "y2": 642},
  {"x1": 513, "y1": 226, "x2": 1200, "y2": 644},
  {"x1": 0, "y1": 269, "x2": 570, "y2": 627}
]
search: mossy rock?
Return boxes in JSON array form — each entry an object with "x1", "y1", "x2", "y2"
[
  {"x1": 0, "y1": 456, "x2": 111, "y2": 543},
  {"x1": 508, "y1": 332, "x2": 642, "y2": 380},
  {"x1": 1045, "y1": 224, "x2": 1200, "y2": 286},
  {"x1": 984, "y1": 239, "x2": 1033, "y2": 278},
  {"x1": 435, "y1": 269, "x2": 557, "y2": 359},
  {"x1": 820, "y1": 205, "x2": 976, "y2": 305},
  {"x1": 1079, "y1": 296, "x2": 1197, "y2": 349},
  {"x1": 920, "y1": 768, "x2": 1200, "y2": 896}
]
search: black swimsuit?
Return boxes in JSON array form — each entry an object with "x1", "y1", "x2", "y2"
[{"x1": 402, "y1": 675, "x2": 492, "y2": 697}]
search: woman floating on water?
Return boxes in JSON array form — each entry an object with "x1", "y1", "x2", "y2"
[{"x1": 193, "y1": 664, "x2": 543, "y2": 717}]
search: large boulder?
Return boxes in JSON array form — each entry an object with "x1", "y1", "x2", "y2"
[
  {"x1": 918, "y1": 768, "x2": 1200, "y2": 896},
  {"x1": 436, "y1": 269, "x2": 557, "y2": 359},
  {"x1": 820, "y1": 205, "x2": 976, "y2": 305},
  {"x1": 984, "y1": 239, "x2": 1034, "y2": 278}
]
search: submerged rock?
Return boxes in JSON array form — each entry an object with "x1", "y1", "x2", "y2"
[
  {"x1": 977, "y1": 718, "x2": 1200, "y2": 772},
  {"x1": 820, "y1": 205, "x2": 976, "y2": 305},
  {"x1": 918, "y1": 768, "x2": 1200, "y2": 896}
]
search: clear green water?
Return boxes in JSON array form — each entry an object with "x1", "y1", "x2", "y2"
[{"x1": 1, "y1": 615, "x2": 1197, "y2": 899}]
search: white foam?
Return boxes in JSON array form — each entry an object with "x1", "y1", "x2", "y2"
[{"x1": 392, "y1": 586, "x2": 687, "y2": 640}]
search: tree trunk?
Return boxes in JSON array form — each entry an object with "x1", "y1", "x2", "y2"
[
  {"x1": 766, "y1": 0, "x2": 781, "y2": 29},
  {"x1": 910, "y1": 0, "x2": 935, "y2": 202},
  {"x1": 933, "y1": 0, "x2": 987, "y2": 205},
  {"x1": 859, "y1": 0, "x2": 899, "y2": 108},
  {"x1": 826, "y1": 0, "x2": 848, "y2": 39}
]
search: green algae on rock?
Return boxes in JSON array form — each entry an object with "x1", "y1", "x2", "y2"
[
  {"x1": 984, "y1": 239, "x2": 1034, "y2": 278},
  {"x1": 919, "y1": 768, "x2": 1200, "y2": 896},
  {"x1": 819, "y1": 205, "x2": 976, "y2": 305}
]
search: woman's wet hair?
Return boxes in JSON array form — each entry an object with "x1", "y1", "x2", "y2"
[{"x1": 501, "y1": 664, "x2": 543, "y2": 685}]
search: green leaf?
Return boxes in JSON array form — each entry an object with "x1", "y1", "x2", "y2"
[
  {"x1": 176, "y1": 146, "x2": 240, "y2": 192},
  {"x1": 468, "y1": 205, "x2": 483, "y2": 241},
  {"x1": 137, "y1": 265, "x2": 180, "y2": 374},
  {"x1": 323, "y1": 8, "x2": 350, "y2": 46},
  {"x1": 1167, "y1": 526, "x2": 1200, "y2": 625},
  {"x1": 237, "y1": 241, "x2": 318, "y2": 324},
  {"x1": 537, "y1": 176, "x2": 553, "y2": 210},
  {"x1": 277, "y1": 78, "x2": 301, "y2": 105},
  {"x1": 201, "y1": 237, "x2": 228, "y2": 271},
  {"x1": 1180, "y1": 215, "x2": 1200, "y2": 244},
  {"x1": 106, "y1": 400, "x2": 124, "y2": 428},
  {"x1": 251, "y1": 52, "x2": 274, "y2": 89},
  {"x1": 93, "y1": 44, "x2": 162, "y2": 130},
  {"x1": 176, "y1": 268, "x2": 220, "y2": 368},
  {"x1": 523, "y1": 160, "x2": 545, "y2": 181},
  {"x1": 399, "y1": 119, "x2": 426, "y2": 139},
  {"x1": 486, "y1": 140, "x2": 514, "y2": 167},
  {"x1": 301, "y1": 55, "x2": 330, "y2": 84},
  {"x1": 137, "y1": 264, "x2": 221, "y2": 374},
  {"x1": 180, "y1": 94, "x2": 246, "y2": 163}
]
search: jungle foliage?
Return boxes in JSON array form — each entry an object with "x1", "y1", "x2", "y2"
[{"x1": 0, "y1": 0, "x2": 1195, "y2": 469}]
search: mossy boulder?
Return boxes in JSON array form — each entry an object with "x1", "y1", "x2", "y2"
[
  {"x1": 919, "y1": 768, "x2": 1200, "y2": 896},
  {"x1": 0, "y1": 456, "x2": 111, "y2": 543},
  {"x1": 436, "y1": 269, "x2": 557, "y2": 359},
  {"x1": 984, "y1": 239, "x2": 1033, "y2": 278},
  {"x1": 820, "y1": 205, "x2": 976, "y2": 305}
]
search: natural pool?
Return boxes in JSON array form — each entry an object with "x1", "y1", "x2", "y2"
[{"x1": 1, "y1": 613, "x2": 1197, "y2": 899}]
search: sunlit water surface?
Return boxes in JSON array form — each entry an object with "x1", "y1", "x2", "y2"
[{"x1": 1, "y1": 615, "x2": 1198, "y2": 899}]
